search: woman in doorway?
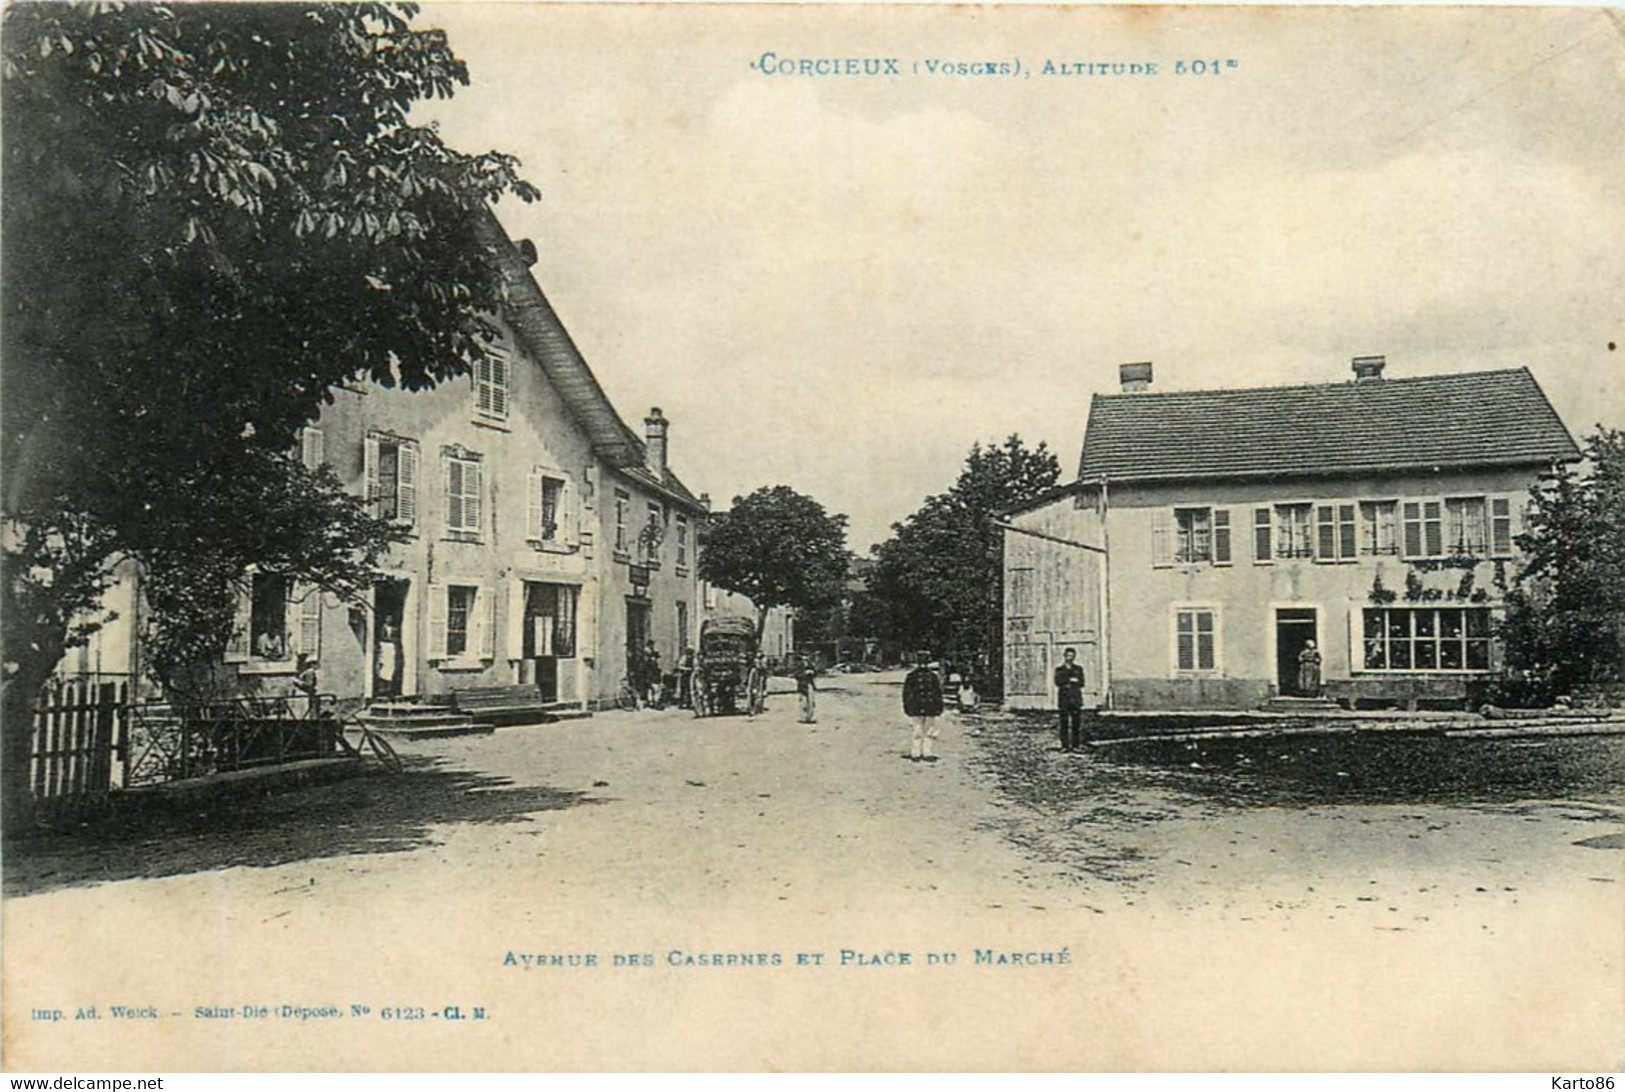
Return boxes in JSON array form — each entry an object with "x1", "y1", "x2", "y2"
[{"x1": 1297, "y1": 640, "x2": 1323, "y2": 698}]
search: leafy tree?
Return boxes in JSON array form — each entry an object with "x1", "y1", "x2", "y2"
[
  {"x1": 699, "y1": 487, "x2": 849, "y2": 642},
  {"x1": 867, "y1": 436, "x2": 1061, "y2": 685},
  {"x1": 1, "y1": 2, "x2": 537, "y2": 830},
  {"x1": 1500, "y1": 427, "x2": 1625, "y2": 702}
]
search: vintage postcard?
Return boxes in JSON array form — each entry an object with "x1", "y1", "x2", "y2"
[{"x1": 3, "y1": 1, "x2": 1622, "y2": 1074}]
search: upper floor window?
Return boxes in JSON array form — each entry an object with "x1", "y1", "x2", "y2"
[
  {"x1": 1360, "y1": 501, "x2": 1398, "y2": 556},
  {"x1": 1275, "y1": 503, "x2": 1314, "y2": 559},
  {"x1": 1401, "y1": 500, "x2": 1444, "y2": 558},
  {"x1": 1445, "y1": 496, "x2": 1489, "y2": 556},
  {"x1": 445, "y1": 451, "x2": 483, "y2": 536},
  {"x1": 365, "y1": 433, "x2": 420, "y2": 526},
  {"x1": 1152, "y1": 507, "x2": 1230, "y2": 567},
  {"x1": 1315, "y1": 502, "x2": 1358, "y2": 563},
  {"x1": 643, "y1": 502, "x2": 665, "y2": 565},
  {"x1": 613, "y1": 489, "x2": 630, "y2": 556},
  {"x1": 472, "y1": 346, "x2": 510, "y2": 423},
  {"x1": 675, "y1": 514, "x2": 689, "y2": 571}
]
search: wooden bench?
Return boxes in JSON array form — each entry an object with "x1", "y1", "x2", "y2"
[{"x1": 447, "y1": 684, "x2": 554, "y2": 727}]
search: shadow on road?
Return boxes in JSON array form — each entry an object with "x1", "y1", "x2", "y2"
[{"x1": 4, "y1": 756, "x2": 595, "y2": 897}]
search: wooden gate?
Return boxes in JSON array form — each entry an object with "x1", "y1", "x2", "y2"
[{"x1": 30, "y1": 678, "x2": 129, "y2": 802}]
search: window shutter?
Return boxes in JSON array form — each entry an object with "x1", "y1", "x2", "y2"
[
  {"x1": 1338, "y1": 504, "x2": 1357, "y2": 560},
  {"x1": 426, "y1": 584, "x2": 448, "y2": 660},
  {"x1": 445, "y1": 458, "x2": 460, "y2": 531},
  {"x1": 397, "y1": 442, "x2": 419, "y2": 525},
  {"x1": 1424, "y1": 501, "x2": 1443, "y2": 557},
  {"x1": 224, "y1": 585, "x2": 252, "y2": 663},
  {"x1": 474, "y1": 358, "x2": 493, "y2": 416},
  {"x1": 301, "y1": 427, "x2": 324, "y2": 470},
  {"x1": 1212, "y1": 509, "x2": 1231, "y2": 565},
  {"x1": 527, "y1": 470, "x2": 543, "y2": 541},
  {"x1": 560, "y1": 479, "x2": 578, "y2": 546},
  {"x1": 469, "y1": 462, "x2": 483, "y2": 532},
  {"x1": 364, "y1": 435, "x2": 381, "y2": 511},
  {"x1": 507, "y1": 580, "x2": 527, "y2": 661},
  {"x1": 491, "y1": 354, "x2": 509, "y2": 418},
  {"x1": 294, "y1": 587, "x2": 322, "y2": 662},
  {"x1": 478, "y1": 586, "x2": 496, "y2": 659},
  {"x1": 1315, "y1": 505, "x2": 1335, "y2": 561},
  {"x1": 1151, "y1": 509, "x2": 1173, "y2": 568}
]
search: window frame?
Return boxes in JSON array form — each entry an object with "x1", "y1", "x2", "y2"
[
  {"x1": 444, "y1": 450, "x2": 484, "y2": 538},
  {"x1": 1358, "y1": 605, "x2": 1495, "y2": 675},
  {"x1": 472, "y1": 345, "x2": 511, "y2": 424},
  {"x1": 1171, "y1": 605, "x2": 1221, "y2": 675}
]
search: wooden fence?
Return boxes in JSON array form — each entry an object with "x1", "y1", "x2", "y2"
[{"x1": 30, "y1": 678, "x2": 129, "y2": 802}]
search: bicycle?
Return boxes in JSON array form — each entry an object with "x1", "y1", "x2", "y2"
[
  {"x1": 334, "y1": 713, "x2": 405, "y2": 774},
  {"x1": 616, "y1": 675, "x2": 639, "y2": 712}
]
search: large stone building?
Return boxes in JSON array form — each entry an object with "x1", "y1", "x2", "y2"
[{"x1": 1003, "y1": 358, "x2": 1581, "y2": 711}]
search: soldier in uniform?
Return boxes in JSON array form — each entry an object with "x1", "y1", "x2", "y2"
[{"x1": 902, "y1": 653, "x2": 945, "y2": 763}]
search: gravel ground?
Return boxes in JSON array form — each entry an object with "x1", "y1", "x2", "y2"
[{"x1": 4, "y1": 671, "x2": 1622, "y2": 1070}]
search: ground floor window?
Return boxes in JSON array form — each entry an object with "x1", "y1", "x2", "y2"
[
  {"x1": 1175, "y1": 608, "x2": 1218, "y2": 672},
  {"x1": 1362, "y1": 607, "x2": 1491, "y2": 672},
  {"x1": 430, "y1": 583, "x2": 493, "y2": 663}
]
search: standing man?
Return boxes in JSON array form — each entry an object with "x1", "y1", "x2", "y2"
[
  {"x1": 794, "y1": 654, "x2": 817, "y2": 724},
  {"x1": 642, "y1": 639, "x2": 662, "y2": 708},
  {"x1": 1054, "y1": 647, "x2": 1086, "y2": 752},
  {"x1": 902, "y1": 653, "x2": 944, "y2": 763}
]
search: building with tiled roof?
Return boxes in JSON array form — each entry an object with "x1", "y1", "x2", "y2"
[{"x1": 1003, "y1": 358, "x2": 1581, "y2": 713}]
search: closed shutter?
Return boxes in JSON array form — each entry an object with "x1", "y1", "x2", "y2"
[
  {"x1": 426, "y1": 584, "x2": 447, "y2": 660},
  {"x1": 1402, "y1": 502, "x2": 1422, "y2": 558},
  {"x1": 1338, "y1": 504, "x2": 1357, "y2": 560},
  {"x1": 397, "y1": 442, "x2": 419, "y2": 525},
  {"x1": 445, "y1": 459, "x2": 462, "y2": 531},
  {"x1": 467, "y1": 462, "x2": 483, "y2": 533},
  {"x1": 224, "y1": 585, "x2": 252, "y2": 663},
  {"x1": 478, "y1": 586, "x2": 496, "y2": 659},
  {"x1": 1151, "y1": 509, "x2": 1173, "y2": 568},
  {"x1": 364, "y1": 435, "x2": 381, "y2": 511},
  {"x1": 1213, "y1": 509, "x2": 1232, "y2": 565}
]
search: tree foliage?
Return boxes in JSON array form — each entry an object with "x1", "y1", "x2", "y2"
[
  {"x1": 1500, "y1": 427, "x2": 1625, "y2": 702},
  {"x1": 698, "y1": 486, "x2": 849, "y2": 640},
  {"x1": 867, "y1": 436, "x2": 1061, "y2": 680},
  {"x1": 1, "y1": 2, "x2": 536, "y2": 828}
]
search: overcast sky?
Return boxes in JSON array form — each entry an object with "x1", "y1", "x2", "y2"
[{"x1": 417, "y1": 4, "x2": 1625, "y2": 551}]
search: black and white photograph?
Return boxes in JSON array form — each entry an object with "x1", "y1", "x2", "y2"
[{"x1": 2, "y1": 1, "x2": 1622, "y2": 1074}]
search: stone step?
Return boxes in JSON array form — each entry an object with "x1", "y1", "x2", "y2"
[{"x1": 356, "y1": 707, "x2": 492, "y2": 738}]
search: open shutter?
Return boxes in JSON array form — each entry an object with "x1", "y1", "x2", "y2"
[
  {"x1": 282, "y1": 584, "x2": 301, "y2": 659},
  {"x1": 560, "y1": 478, "x2": 578, "y2": 546},
  {"x1": 1213, "y1": 509, "x2": 1232, "y2": 565},
  {"x1": 301, "y1": 427, "x2": 324, "y2": 470},
  {"x1": 396, "y1": 442, "x2": 419, "y2": 525},
  {"x1": 478, "y1": 586, "x2": 496, "y2": 659},
  {"x1": 1491, "y1": 496, "x2": 1513, "y2": 556},
  {"x1": 527, "y1": 470, "x2": 543, "y2": 541},
  {"x1": 1151, "y1": 509, "x2": 1173, "y2": 568},
  {"x1": 426, "y1": 584, "x2": 447, "y2": 660},
  {"x1": 507, "y1": 580, "x2": 527, "y2": 660},
  {"x1": 293, "y1": 587, "x2": 322, "y2": 662},
  {"x1": 224, "y1": 585, "x2": 252, "y2": 663},
  {"x1": 364, "y1": 435, "x2": 381, "y2": 511}
]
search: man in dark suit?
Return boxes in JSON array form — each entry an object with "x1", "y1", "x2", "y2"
[
  {"x1": 1054, "y1": 647, "x2": 1086, "y2": 752},
  {"x1": 902, "y1": 652, "x2": 945, "y2": 763}
]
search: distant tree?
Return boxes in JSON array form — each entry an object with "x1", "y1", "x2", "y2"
[
  {"x1": 699, "y1": 487, "x2": 849, "y2": 642},
  {"x1": 1500, "y1": 427, "x2": 1625, "y2": 701},
  {"x1": 868, "y1": 436, "x2": 1061, "y2": 683},
  {"x1": 1, "y1": 2, "x2": 538, "y2": 831}
]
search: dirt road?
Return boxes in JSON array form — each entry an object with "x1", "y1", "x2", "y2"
[{"x1": 5, "y1": 672, "x2": 1621, "y2": 1070}]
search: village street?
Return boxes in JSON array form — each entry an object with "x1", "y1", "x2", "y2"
[{"x1": 5, "y1": 672, "x2": 1623, "y2": 1069}]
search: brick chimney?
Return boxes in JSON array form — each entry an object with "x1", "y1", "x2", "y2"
[
  {"x1": 1352, "y1": 355, "x2": 1386, "y2": 382},
  {"x1": 644, "y1": 407, "x2": 669, "y2": 479},
  {"x1": 1119, "y1": 362, "x2": 1154, "y2": 393}
]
